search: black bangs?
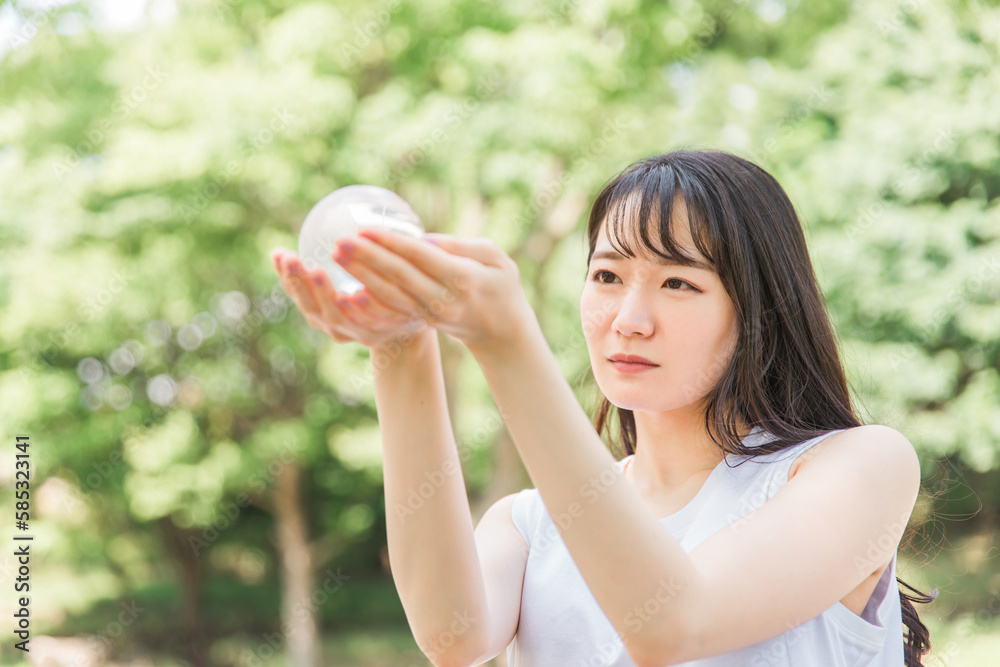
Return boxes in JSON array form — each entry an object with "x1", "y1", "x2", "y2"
[{"x1": 590, "y1": 161, "x2": 717, "y2": 272}]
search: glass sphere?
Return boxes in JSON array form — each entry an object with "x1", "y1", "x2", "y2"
[{"x1": 298, "y1": 185, "x2": 423, "y2": 295}]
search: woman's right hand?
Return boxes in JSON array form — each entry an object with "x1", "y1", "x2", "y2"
[{"x1": 271, "y1": 246, "x2": 430, "y2": 350}]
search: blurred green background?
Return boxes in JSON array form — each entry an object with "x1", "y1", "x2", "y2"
[{"x1": 1, "y1": 0, "x2": 999, "y2": 665}]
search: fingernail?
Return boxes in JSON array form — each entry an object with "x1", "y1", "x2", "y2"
[
  {"x1": 356, "y1": 294, "x2": 369, "y2": 306},
  {"x1": 338, "y1": 240, "x2": 356, "y2": 253},
  {"x1": 272, "y1": 253, "x2": 282, "y2": 270},
  {"x1": 288, "y1": 263, "x2": 299, "y2": 275},
  {"x1": 312, "y1": 273, "x2": 324, "y2": 286},
  {"x1": 333, "y1": 251, "x2": 350, "y2": 266}
]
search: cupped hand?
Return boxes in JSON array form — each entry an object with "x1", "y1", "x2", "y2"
[
  {"x1": 271, "y1": 247, "x2": 429, "y2": 350},
  {"x1": 326, "y1": 229, "x2": 533, "y2": 357}
]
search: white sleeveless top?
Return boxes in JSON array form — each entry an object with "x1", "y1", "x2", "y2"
[{"x1": 506, "y1": 427, "x2": 905, "y2": 666}]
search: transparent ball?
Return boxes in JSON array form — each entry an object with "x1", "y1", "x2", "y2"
[{"x1": 298, "y1": 185, "x2": 424, "y2": 295}]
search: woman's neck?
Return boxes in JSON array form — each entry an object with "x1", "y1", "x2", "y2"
[{"x1": 627, "y1": 409, "x2": 749, "y2": 492}]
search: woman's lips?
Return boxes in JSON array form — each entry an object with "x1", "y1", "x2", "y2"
[{"x1": 610, "y1": 360, "x2": 659, "y2": 374}]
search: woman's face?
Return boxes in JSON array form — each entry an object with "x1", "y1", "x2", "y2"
[{"x1": 580, "y1": 203, "x2": 739, "y2": 414}]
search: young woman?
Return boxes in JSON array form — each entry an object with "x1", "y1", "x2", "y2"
[{"x1": 272, "y1": 149, "x2": 936, "y2": 666}]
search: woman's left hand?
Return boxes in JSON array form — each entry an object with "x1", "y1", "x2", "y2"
[{"x1": 331, "y1": 228, "x2": 533, "y2": 355}]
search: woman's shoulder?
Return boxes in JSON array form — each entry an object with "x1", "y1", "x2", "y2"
[
  {"x1": 794, "y1": 424, "x2": 914, "y2": 460},
  {"x1": 750, "y1": 424, "x2": 910, "y2": 454},
  {"x1": 785, "y1": 424, "x2": 917, "y2": 482}
]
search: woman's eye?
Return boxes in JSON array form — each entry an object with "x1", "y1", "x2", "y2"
[
  {"x1": 665, "y1": 278, "x2": 697, "y2": 291},
  {"x1": 590, "y1": 270, "x2": 698, "y2": 292},
  {"x1": 591, "y1": 269, "x2": 617, "y2": 283}
]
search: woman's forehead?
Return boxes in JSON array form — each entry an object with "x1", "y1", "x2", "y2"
[{"x1": 596, "y1": 206, "x2": 709, "y2": 267}]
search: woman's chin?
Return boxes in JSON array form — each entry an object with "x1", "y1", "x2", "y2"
[
  {"x1": 600, "y1": 388, "x2": 699, "y2": 414},
  {"x1": 605, "y1": 397, "x2": 677, "y2": 413}
]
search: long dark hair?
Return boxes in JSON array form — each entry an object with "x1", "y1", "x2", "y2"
[{"x1": 584, "y1": 149, "x2": 936, "y2": 665}]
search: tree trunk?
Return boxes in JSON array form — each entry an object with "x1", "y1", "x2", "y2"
[
  {"x1": 274, "y1": 462, "x2": 319, "y2": 667},
  {"x1": 158, "y1": 517, "x2": 209, "y2": 666}
]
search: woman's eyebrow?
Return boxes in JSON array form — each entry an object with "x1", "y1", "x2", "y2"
[{"x1": 591, "y1": 248, "x2": 713, "y2": 271}]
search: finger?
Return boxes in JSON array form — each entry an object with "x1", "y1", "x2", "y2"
[
  {"x1": 341, "y1": 286, "x2": 420, "y2": 327},
  {"x1": 332, "y1": 245, "x2": 426, "y2": 315},
  {"x1": 355, "y1": 228, "x2": 492, "y2": 288},
  {"x1": 301, "y1": 267, "x2": 386, "y2": 335},
  {"x1": 310, "y1": 271, "x2": 367, "y2": 329},
  {"x1": 276, "y1": 252, "x2": 324, "y2": 319},
  {"x1": 345, "y1": 290, "x2": 420, "y2": 332},
  {"x1": 420, "y1": 233, "x2": 508, "y2": 267},
  {"x1": 309, "y1": 268, "x2": 408, "y2": 331},
  {"x1": 341, "y1": 235, "x2": 456, "y2": 308}
]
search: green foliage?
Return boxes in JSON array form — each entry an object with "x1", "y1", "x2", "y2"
[{"x1": 1, "y1": 0, "x2": 998, "y2": 661}]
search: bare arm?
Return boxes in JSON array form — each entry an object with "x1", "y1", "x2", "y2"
[
  {"x1": 372, "y1": 328, "x2": 489, "y2": 666},
  {"x1": 468, "y1": 492, "x2": 530, "y2": 666},
  {"x1": 271, "y1": 237, "x2": 492, "y2": 663},
  {"x1": 466, "y1": 319, "x2": 921, "y2": 667}
]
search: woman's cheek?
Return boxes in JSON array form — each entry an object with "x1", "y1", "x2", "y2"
[
  {"x1": 666, "y1": 325, "x2": 719, "y2": 400},
  {"x1": 579, "y1": 294, "x2": 612, "y2": 341}
]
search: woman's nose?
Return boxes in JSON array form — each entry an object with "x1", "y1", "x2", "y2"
[{"x1": 612, "y1": 289, "x2": 654, "y2": 337}]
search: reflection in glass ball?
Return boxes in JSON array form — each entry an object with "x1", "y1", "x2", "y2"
[{"x1": 297, "y1": 185, "x2": 423, "y2": 295}]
